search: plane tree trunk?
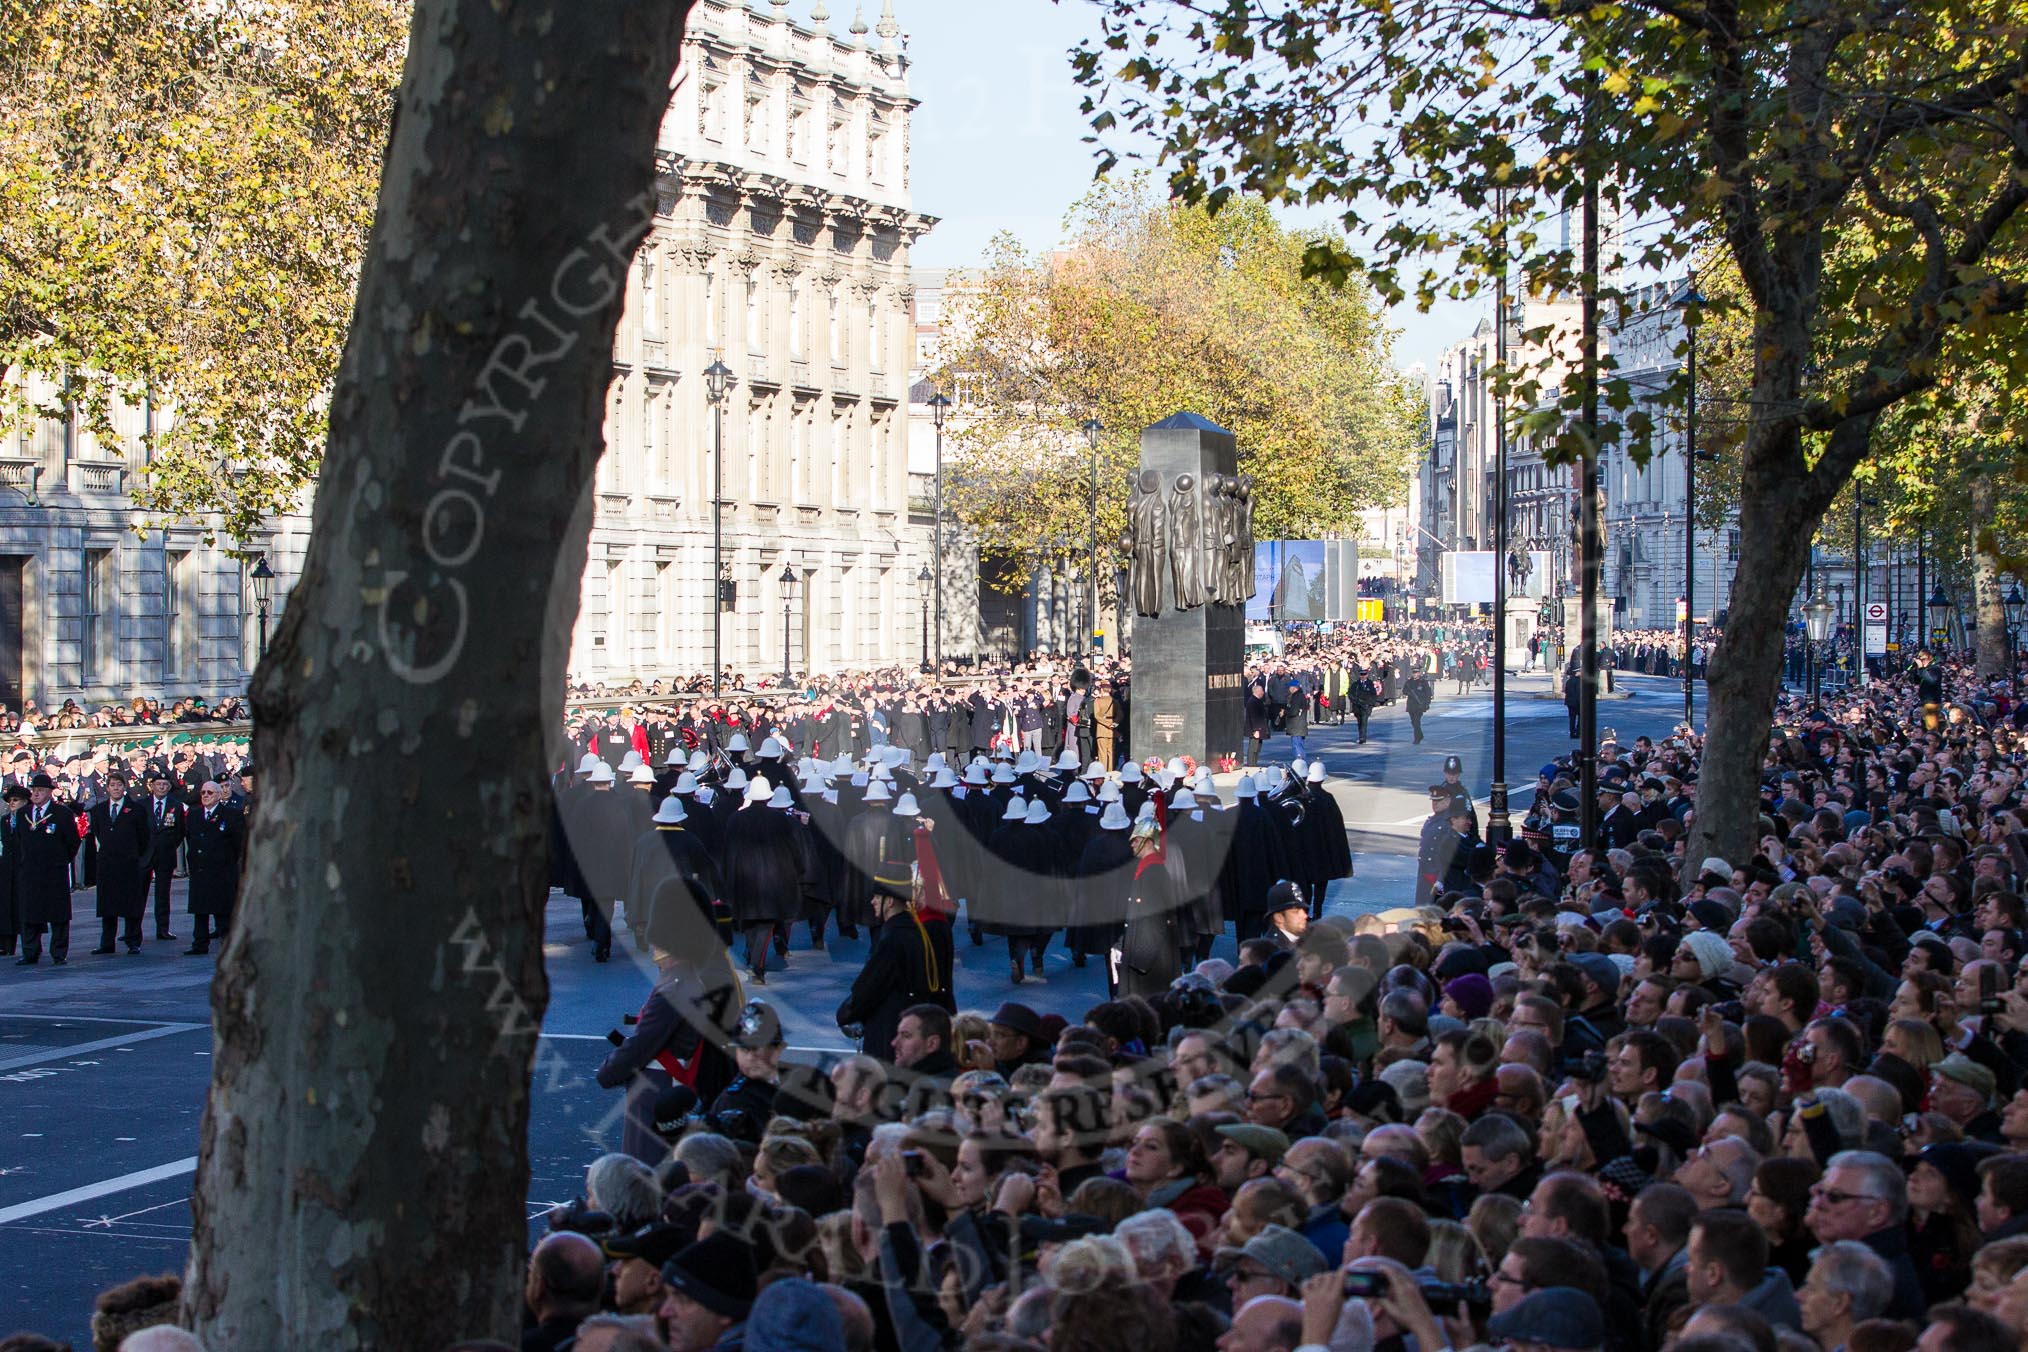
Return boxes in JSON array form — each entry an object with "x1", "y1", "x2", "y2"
[{"x1": 182, "y1": 2, "x2": 692, "y2": 1346}]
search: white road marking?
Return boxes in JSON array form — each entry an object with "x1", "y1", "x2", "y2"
[
  {"x1": 0, "y1": 1157, "x2": 198, "y2": 1226},
  {"x1": 0, "y1": 1024, "x2": 206, "y2": 1074}
]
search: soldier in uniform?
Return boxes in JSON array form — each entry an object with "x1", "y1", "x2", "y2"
[
  {"x1": 595, "y1": 874, "x2": 739, "y2": 1165},
  {"x1": 14, "y1": 775, "x2": 79, "y2": 965},
  {"x1": 723, "y1": 777, "x2": 803, "y2": 985},
  {"x1": 1296, "y1": 762, "x2": 1353, "y2": 919},
  {"x1": 835, "y1": 860, "x2": 956, "y2": 1063},
  {"x1": 184, "y1": 780, "x2": 243, "y2": 956},
  {"x1": 1118, "y1": 817, "x2": 1180, "y2": 1000},
  {"x1": 87, "y1": 769, "x2": 152, "y2": 955}
]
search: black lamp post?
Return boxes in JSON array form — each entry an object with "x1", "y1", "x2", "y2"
[
  {"x1": 250, "y1": 553, "x2": 275, "y2": 661},
  {"x1": 704, "y1": 356, "x2": 734, "y2": 696},
  {"x1": 1803, "y1": 586, "x2": 1835, "y2": 705},
  {"x1": 1928, "y1": 583, "x2": 1955, "y2": 652},
  {"x1": 2005, "y1": 582, "x2": 2024, "y2": 683},
  {"x1": 1677, "y1": 283, "x2": 1704, "y2": 730},
  {"x1": 917, "y1": 563, "x2": 933, "y2": 670},
  {"x1": 1082, "y1": 416, "x2": 1102, "y2": 653},
  {"x1": 778, "y1": 560, "x2": 797, "y2": 686},
  {"x1": 927, "y1": 391, "x2": 951, "y2": 673}
]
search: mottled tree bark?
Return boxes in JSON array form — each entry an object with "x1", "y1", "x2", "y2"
[
  {"x1": 1970, "y1": 475, "x2": 2009, "y2": 680},
  {"x1": 183, "y1": 2, "x2": 692, "y2": 1346}
]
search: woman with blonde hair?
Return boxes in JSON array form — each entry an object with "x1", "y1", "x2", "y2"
[
  {"x1": 1467, "y1": 1192, "x2": 1523, "y2": 1269},
  {"x1": 1427, "y1": 1217, "x2": 1493, "y2": 1285},
  {"x1": 1881, "y1": 1016, "x2": 1945, "y2": 1071}
]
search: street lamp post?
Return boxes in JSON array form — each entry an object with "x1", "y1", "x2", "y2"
[
  {"x1": 918, "y1": 563, "x2": 933, "y2": 671},
  {"x1": 2005, "y1": 582, "x2": 2024, "y2": 689},
  {"x1": 1803, "y1": 587, "x2": 1835, "y2": 705},
  {"x1": 1083, "y1": 417, "x2": 1102, "y2": 654},
  {"x1": 704, "y1": 357, "x2": 734, "y2": 696},
  {"x1": 779, "y1": 560, "x2": 798, "y2": 687},
  {"x1": 1678, "y1": 284, "x2": 1703, "y2": 730},
  {"x1": 1577, "y1": 75, "x2": 1604, "y2": 849},
  {"x1": 250, "y1": 553, "x2": 275, "y2": 662},
  {"x1": 1489, "y1": 191, "x2": 1512, "y2": 847},
  {"x1": 928, "y1": 391, "x2": 952, "y2": 673},
  {"x1": 1928, "y1": 583, "x2": 1956, "y2": 655}
]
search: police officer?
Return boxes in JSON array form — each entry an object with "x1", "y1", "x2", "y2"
[
  {"x1": 1440, "y1": 755, "x2": 1477, "y2": 832},
  {"x1": 1414, "y1": 785, "x2": 1457, "y2": 907},
  {"x1": 1404, "y1": 668, "x2": 1434, "y2": 744}
]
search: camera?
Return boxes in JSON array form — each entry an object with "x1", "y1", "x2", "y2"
[
  {"x1": 1343, "y1": 1271, "x2": 1490, "y2": 1309},
  {"x1": 546, "y1": 1198, "x2": 616, "y2": 1237},
  {"x1": 904, "y1": 1150, "x2": 930, "y2": 1179},
  {"x1": 1980, "y1": 964, "x2": 2006, "y2": 1016},
  {"x1": 1570, "y1": 1050, "x2": 1610, "y2": 1084}
]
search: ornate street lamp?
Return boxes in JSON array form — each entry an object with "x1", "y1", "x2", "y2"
[
  {"x1": 778, "y1": 560, "x2": 798, "y2": 686},
  {"x1": 917, "y1": 563, "x2": 933, "y2": 671},
  {"x1": 1927, "y1": 583, "x2": 1956, "y2": 652},
  {"x1": 928, "y1": 391, "x2": 952, "y2": 673},
  {"x1": 1803, "y1": 587, "x2": 1836, "y2": 704},
  {"x1": 250, "y1": 554, "x2": 275, "y2": 661},
  {"x1": 704, "y1": 356, "x2": 734, "y2": 695},
  {"x1": 2006, "y1": 582, "x2": 2024, "y2": 678},
  {"x1": 1082, "y1": 416, "x2": 1102, "y2": 653}
]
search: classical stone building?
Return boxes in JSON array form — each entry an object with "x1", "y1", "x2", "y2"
[
  {"x1": 0, "y1": 378, "x2": 307, "y2": 713},
  {"x1": 577, "y1": 0, "x2": 936, "y2": 682},
  {"x1": 0, "y1": 0, "x2": 937, "y2": 710}
]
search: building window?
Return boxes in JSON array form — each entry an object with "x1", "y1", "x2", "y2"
[
  {"x1": 606, "y1": 560, "x2": 626, "y2": 666},
  {"x1": 866, "y1": 300, "x2": 880, "y2": 372},
  {"x1": 705, "y1": 271, "x2": 717, "y2": 345},
  {"x1": 165, "y1": 550, "x2": 191, "y2": 677},
  {"x1": 789, "y1": 283, "x2": 805, "y2": 360},
  {"x1": 645, "y1": 382, "x2": 670, "y2": 491},
  {"x1": 829, "y1": 291, "x2": 843, "y2": 364},
  {"x1": 238, "y1": 555, "x2": 257, "y2": 671},
  {"x1": 654, "y1": 561, "x2": 673, "y2": 663},
  {"x1": 746, "y1": 277, "x2": 762, "y2": 354},
  {"x1": 81, "y1": 548, "x2": 111, "y2": 683},
  {"x1": 703, "y1": 82, "x2": 723, "y2": 141},
  {"x1": 869, "y1": 122, "x2": 886, "y2": 183},
  {"x1": 1727, "y1": 528, "x2": 1740, "y2": 562}
]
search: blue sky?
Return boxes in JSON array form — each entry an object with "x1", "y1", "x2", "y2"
[{"x1": 896, "y1": 0, "x2": 1480, "y2": 373}]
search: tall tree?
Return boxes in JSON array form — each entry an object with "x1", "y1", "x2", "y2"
[
  {"x1": 936, "y1": 180, "x2": 1422, "y2": 600},
  {"x1": 180, "y1": 1, "x2": 692, "y2": 1346},
  {"x1": 0, "y1": 0, "x2": 403, "y2": 540},
  {"x1": 1073, "y1": 0, "x2": 2028, "y2": 871}
]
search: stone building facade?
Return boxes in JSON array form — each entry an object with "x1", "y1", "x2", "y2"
[
  {"x1": 0, "y1": 378, "x2": 307, "y2": 713},
  {"x1": 0, "y1": 0, "x2": 937, "y2": 710},
  {"x1": 574, "y1": 0, "x2": 936, "y2": 682}
]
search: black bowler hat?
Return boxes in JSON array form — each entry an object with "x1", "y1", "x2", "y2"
[
  {"x1": 27, "y1": 772, "x2": 53, "y2": 790},
  {"x1": 989, "y1": 1001, "x2": 1046, "y2": 1043}
]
